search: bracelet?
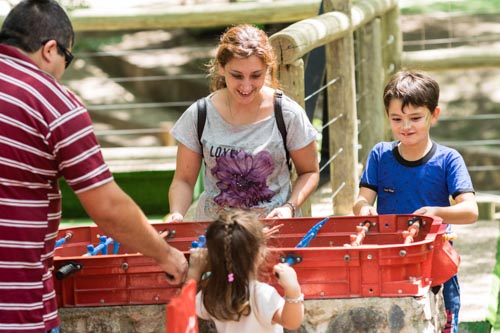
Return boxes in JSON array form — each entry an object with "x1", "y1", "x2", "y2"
[
  {"x1": 285, "y1": 293, "x2": 304, "y2": 303},
  {"x1": 284, "y1": 201, "x2": 296, "y2": 217}
]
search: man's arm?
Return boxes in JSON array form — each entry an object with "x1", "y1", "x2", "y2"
[{"x1": 77, "y1": 181, "x2": 188, "y2": 284}]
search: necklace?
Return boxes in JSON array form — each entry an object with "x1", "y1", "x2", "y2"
[
  {"x1": 226, "y1": 93, "x2": 236, "y2": 119},
  {"x1": 226, "y1": 91, "x2": 263, "y2": 123}
]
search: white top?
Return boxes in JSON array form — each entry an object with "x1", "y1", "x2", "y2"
[{"x1": 196, "y1": 280, "x2": 286, "y2": 333}]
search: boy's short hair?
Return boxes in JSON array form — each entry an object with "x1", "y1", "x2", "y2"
[{"x1": 383, "y1": 70, "x2": 440, "y2": 113}]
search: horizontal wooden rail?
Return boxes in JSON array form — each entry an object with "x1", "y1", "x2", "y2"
[
  {"x1": 402, "y1": 46, "x2": 500, "y2": 70},
  {"x1": 269, "y1": 0, "x2": 397, "y2": 64},
  {"x1": 68, "y1": 0, "x2": 321, "y2": 31},
  {"x1": 270, "y1": 12, "x2": 351, "y2": 65},
  {"x1": 350, "y1": 0, "x2": 397, "y2": 28}
]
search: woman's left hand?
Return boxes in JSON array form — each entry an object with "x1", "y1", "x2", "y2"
[{"x1": 266, "y1": 205, "x2": 294, "y2": 219}]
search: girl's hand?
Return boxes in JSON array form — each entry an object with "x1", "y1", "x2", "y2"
[
  {"x1": 273, "y1": 263, "x2": 300, "y2": 291},
  {"x1": 187, "y1": 248, "x2": 208, "y2": 282},
  {"x1": 262, "y1": 223, "x2": 284, "y2": 240}
]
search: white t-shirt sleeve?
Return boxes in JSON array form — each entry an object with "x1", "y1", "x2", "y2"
[
  {"x1": 170, "y1": 101, "x2": 202, "y2": 154},
  {"x1": 195, "y1": 290, "x2": 210, "y2": 320},
  {"x1": 253, "y1": 281, "x2": 285, "y2": 326}
]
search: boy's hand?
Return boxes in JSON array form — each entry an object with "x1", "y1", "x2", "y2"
[
  {"x1": 413, "y1": 206, "x2": 437, "y2": 216},
  {"x1": 359, "y1": 205, "x2": 378, "y2": 216}
]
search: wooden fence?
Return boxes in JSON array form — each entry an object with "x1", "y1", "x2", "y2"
[
  {"x1": 3, "y1": 0, "x2": 497, "y2": 216},
  {"x1": 270, "y1": 0, "x2": 400, "y2": 215},
  {"x1": 270, "y1": 0, "x2": 499, "y2": 214}
]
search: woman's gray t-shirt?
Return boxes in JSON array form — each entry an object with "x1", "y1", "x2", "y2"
[{"x1": 171, "y1": 93, "x2": 317, "y2": 221}]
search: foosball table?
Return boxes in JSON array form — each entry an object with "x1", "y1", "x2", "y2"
[{"x1": 53, "y1": 214, "x2": 458, "y2": 308}]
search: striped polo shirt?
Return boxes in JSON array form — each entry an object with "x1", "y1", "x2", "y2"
[{"x1": 0, "y1": 44, "x2": 113, "y2": 333}]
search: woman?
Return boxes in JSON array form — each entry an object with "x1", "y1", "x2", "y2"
[{"x1": 167, "y1": 24, "x2": 319, "y2": 222}]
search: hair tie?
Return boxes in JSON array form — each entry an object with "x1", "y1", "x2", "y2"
[{"x1": 227, "y1": 273, "x2": 234, "y2": 283}]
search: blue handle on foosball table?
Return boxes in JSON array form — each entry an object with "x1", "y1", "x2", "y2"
[
  {"x1": 191, "y1": 235, "x2": 206, "y2": 248},
  {"x1": 295, "y1": 217, "x2": 330, "y2": 248}
]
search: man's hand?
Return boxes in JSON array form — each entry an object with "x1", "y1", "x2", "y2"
[{"x1": 159, "y1": 245, "x2": 188, "y2": 285}]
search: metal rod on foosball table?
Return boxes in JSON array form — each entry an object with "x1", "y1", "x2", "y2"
[
  {"x1": 54, "y1": 232, "x2": 73, "y2": 248},
  {"x1": 345, "y1": 220, "x2": 372, "y2": 247},
  {"x1": 403, "y1": 217, "x2": 422, "y2": 244}
]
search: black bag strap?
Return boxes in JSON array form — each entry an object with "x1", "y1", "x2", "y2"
[
  {"x1": 196, "y1": 97, "x2": 207, "y2": 157},
  {"x1": 196, "y1": 92, "x2": 290, "y2": 170},
  {"x1": 274, "y1": 90, "x2": 291, "y2": 171}
]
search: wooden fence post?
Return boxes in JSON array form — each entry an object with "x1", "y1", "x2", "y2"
[
  {"x1": 381, "y1": 5, "x2": 402, "y2": 84},
  {"x1": 380, "y1": 5, "x2": 402, "y2": 141},
  {"x1": 324, "y1": 0, "x2": 358, "y2": 215},
  {"x1": 355, "y1": 18, "x2": 385, "y2": 166},
  {"x1": 277, "y1": 59, "x2": 313, "y2": 217}
]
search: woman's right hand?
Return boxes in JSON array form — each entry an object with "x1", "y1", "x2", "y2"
[{"x1": 165, "y1": 212, "x2": 184, "y2": 223}]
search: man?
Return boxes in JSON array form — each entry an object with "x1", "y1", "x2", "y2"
[{"x1": 0, "y1": 1, "x2": 188, "y2": 332}]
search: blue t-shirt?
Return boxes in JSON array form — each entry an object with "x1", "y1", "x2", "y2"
[{"x1": 360, "y1": 141, "x2": 474, "y2": 219}]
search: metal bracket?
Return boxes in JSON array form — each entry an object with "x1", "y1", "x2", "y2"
[{"x1": 280, "y1": 253, "x2": 303, "y2": 266}]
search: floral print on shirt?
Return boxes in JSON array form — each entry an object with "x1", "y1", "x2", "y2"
[{"x1": 211, "y1": 149, "x2": 276, "y2": 208}]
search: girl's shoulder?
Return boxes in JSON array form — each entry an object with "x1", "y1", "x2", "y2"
[{"x1": 251, "y1": 280, "x2": 282, "y2": 300}]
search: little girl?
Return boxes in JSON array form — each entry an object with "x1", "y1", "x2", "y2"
[{"x1": 187, "y1": 209, "x2": 304, "y2": 332}]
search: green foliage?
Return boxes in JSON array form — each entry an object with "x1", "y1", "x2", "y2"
[
  {"x1": 72, "y1": 32, "x2": 124, "y2": 53},
  {"x1": 458, "y1": 321, "x2": 492, "y2": 333},
  {"x1": 59, "y1": 0, "x2": 89, "y2": 11},
  {"x1": 400, "y1": 0, "x2": 500, "y2": 15}
]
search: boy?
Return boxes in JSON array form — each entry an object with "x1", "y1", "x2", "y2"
[{"x1": 352, "y1": 70, "x2": 478, "y2": 333}]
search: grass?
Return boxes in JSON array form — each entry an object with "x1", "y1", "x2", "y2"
[
  {"x1": 59, "y1": 215, "x2": 166, "y2": 228},
  {"x1": 491, "y1": 226, "x2": 500, "y2": 332}
]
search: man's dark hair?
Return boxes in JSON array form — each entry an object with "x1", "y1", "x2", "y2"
[{"x1": 0, "y1": 0, "x2": 74, "y2": 53}]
